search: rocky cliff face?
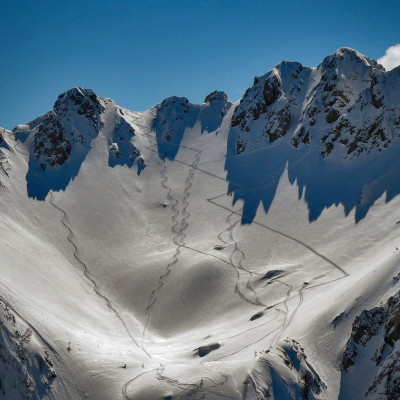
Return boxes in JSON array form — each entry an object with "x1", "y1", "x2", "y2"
[
  {"x1": 341, "y1": 289, "x2": 400, "y2": 399},
  {"x1": 9, "y1": 88, "x2": 106, "y2": 199},
  {"x1": 53, "y1": 87, "x2": 104, "y2": 130},
  {"x1": 13, "y1": 87, "x2": 104, "y2": 173},
  {"x1": 231, "y1": 62, "x2": 303, "y2": 150},
  {"x1": 230, "y1": 48, "x2": 400, "y2": 159},
  {"x1": 31, "y1": 112, "x2": 71, "y2": 171},
  {"x1": 0, "y1": 297, "x2": 57, "y2": 399}
]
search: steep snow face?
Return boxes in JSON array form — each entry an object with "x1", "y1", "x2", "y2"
[{"x1": 2, "y1": 48, "x2": 400, "y2": 400}]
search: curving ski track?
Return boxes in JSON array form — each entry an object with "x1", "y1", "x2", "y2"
[
  {"x1": 48, "y1": 192, "x2": 150, "y2": 359},
  {"x1": 224, "y1": 212, "x2": 265, "y2": 306},
  {"x1": 142, "y1": 143, "x2": 201, "y2": 350},
  {"x1": 24, "y1": 113, "x2": 349, "y2": 398},
  {"x1": 207, "y1": 193, "x2": 349, "y2": 278}
]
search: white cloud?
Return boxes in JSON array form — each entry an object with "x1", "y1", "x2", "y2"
[{"x1": 378, "y1": 44, "x2": 400, "y2": 71}]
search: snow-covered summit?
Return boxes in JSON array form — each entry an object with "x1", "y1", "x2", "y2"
[
  {"x1": 53, "y1": 87, "x2": 104, "y2": 128},
  {"x1": 320, "y1": 47, "x2": 385, "y2": 72},
  {"x1": 230, "y1": 47, "x2": 399, "y2": 158},
  {"x1": 204, "y1": 90, "x2": 229, "y2": 103}
]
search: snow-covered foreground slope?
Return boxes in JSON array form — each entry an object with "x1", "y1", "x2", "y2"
[{"x1": 1, "y1": 49, "x2": 400, "y2": 399}]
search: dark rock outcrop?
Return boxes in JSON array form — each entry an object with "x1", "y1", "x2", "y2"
[
  {"x1": 341, "y1": 289, "x2": 400, "y2": 399},
  {"x1": 32, "y1": 112, "x2": 71, "y2": 171}
]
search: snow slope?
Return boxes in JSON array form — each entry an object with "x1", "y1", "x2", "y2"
[{"x1": 1, "y1": 48, "x2": 400, "y2": 399}]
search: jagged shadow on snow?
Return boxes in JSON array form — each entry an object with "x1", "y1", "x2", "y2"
[
  {"x1": 152, "y1": 98, "x2": 200, "y2": 161},
  {"x1": 26, "y1": 147, "x2": 91, "y2": 201},
  {"x1": 14, "y1": 87, "x2": 104, "y2": 201},
  {"x1": 154, "y1": 107, "x2": 227, "y2": 161},
  {"x1": 108, "y1": 117, "x2": 145, "y2": 176},
  {"x1": 153, "y1": 94, "x2": 230, "y2": 161},
  {"x1": 13, "y1": 120, "x2": 96, "y2": 201},
  {"x1": 197, "y1": 97, "x2": 230, "y2": 134},
  {"x1": 225, "y1": 132, "x2": 400, "y2": 224}
]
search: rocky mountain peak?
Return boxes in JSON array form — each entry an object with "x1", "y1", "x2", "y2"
[
  {"x1": 54, "y1": 87, "x2": 99, "y2": 107},
  {"x1": 53, "y1": 87, "x2": 104, "y2": 128},
  {"x1": 204, "y1": 90, "x2": 228, "y2": 103},
  {"x1": 320, "y1": 47, "x2": 385, "y2": 74},
  {"x1": 158, "y1": 96, "x2": 190, "y2": 113},
  {"x1": 341, "y1": 289, "x2": 400, "y2": 398},
  {"x1": 273, "y1": 60, "x2": 308, "y2": 78},
  {"x1": 229, "y1": 47, "x2": 400, "y2": 160}
]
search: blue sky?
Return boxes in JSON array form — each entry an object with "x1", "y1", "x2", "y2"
[{"x1": 1, "y1": 0, "x2": 399, "y2": 129}]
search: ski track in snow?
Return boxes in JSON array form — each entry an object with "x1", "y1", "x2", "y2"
[
  {"x1": 3, "y1": 115, "x2": 351, "y2": 398},
  {"x1": 225, "y1": 211, "x2": 265, "y2": 306},
  {"x1": 137, "y1": 136, "x2": 348, "y2": 397},
  {"x1": 144, "y1": 143, "x2": 302, "y2": 389},
  {"x1": 0, "y1": 131, "x2": 91, "y2": 398},
  {"x1": 141, "y1": 162, "x2": 180, "y2": 347},
  {"x1": 214, "y1": 208, "x2": 266, "y2": 307},
  {"x1": 121, "y1": 368, "x2": 158, "y2": 400},
  {"x1": 207, "y1": 193, "x2": 349, "y2": 277},
  {"x1": 152, "y1": 142, "x2": 351, "y2": 393},
  {"x1": 270, "y1": 279, "x2": 293, "y2": 346},
  {"x1": 129, "y1": 117, "x2": 232, "y2": 400},
  {"x1": 142, "y1": 144, "x2": 202, "y2": 349},
  {"x1": 117, "y1": 115, "x2": 224, "y2": 400},
  {"x1": 48, "y1": 192, "x2": 150, "y2": 359},
  {"x1": 154, "y1": 364, "x2": 236, "y2": 400}
]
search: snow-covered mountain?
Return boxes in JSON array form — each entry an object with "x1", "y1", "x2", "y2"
[{"x1": 1, "y1": 48, "x2": 400, "y2": 399}]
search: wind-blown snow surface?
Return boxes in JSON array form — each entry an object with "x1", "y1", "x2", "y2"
[{"x1": 1, "y1": 49, "x2": 400, "y2": 399}]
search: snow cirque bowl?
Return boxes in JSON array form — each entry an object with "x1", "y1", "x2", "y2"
[{"x1": 1, "y1": 48, "x2": 400, "y2": 399}]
